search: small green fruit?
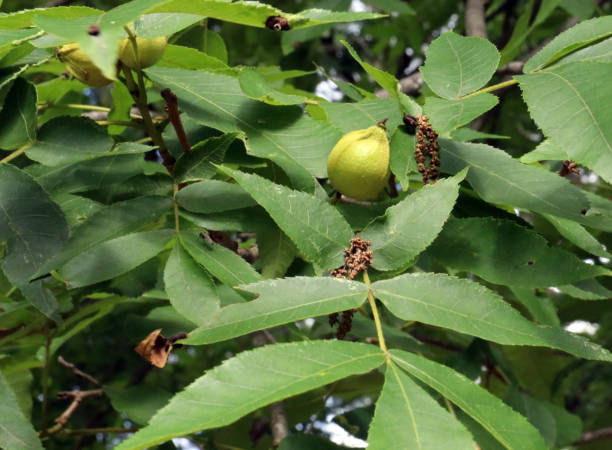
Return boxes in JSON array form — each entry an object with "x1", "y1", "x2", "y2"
[
  {"x1": 119, "y1": 36, "x2": 168, "y2": 69},
  {"x1": 327, "y1": 124, "x2": 390, "y2": 201},
  {"x1": 57, "y1": 43, "x2": 113, "y2": 87}
]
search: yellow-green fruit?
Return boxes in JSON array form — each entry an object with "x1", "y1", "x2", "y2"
[
  {"x1": 57, "y1": 43, "x2": 113, "y2": 87},
  {"x1": 327, "y1": 125, "x2": 390, "y2": 201},
  {"x1": 119, "y1": 36, "x2": 167, "y2": 69}
]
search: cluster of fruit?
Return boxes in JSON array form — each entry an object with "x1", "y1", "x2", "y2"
[{"x1": 57, "y1": 31, "x2": 167, "y2": 87}]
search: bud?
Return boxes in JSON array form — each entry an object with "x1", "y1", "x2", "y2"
[
  {"x1": 327, "y1": 124, "x2": 390, "y2": 201},
  {"x1": 119, "y1": 36, "x2": 168, "y2": 69},
  {"x1": 57, "y1": 43, "x2": 113, "y2": 87}
]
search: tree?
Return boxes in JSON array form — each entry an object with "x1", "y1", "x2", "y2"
[{"x1": 1, "y1": 0, "x2": 612, "y2": 449}]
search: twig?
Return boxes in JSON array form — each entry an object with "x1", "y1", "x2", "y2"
[
  {"x1": 161, "y1": 88, "x2": 191, "y2": 153},
  {"x1": 574, "y1": 427, "x2": 612, "y2": 446},
  {"x1": 58, "y1": 356, "x2": 102, "y2": 387},
  {"x1": 40, "y1": 389, "x2": 104, "y2": 436},
  {"x1": 40, "y1": 333, "x2": 52, "y2": 429},
  {"x1": 466, "y1": 0, "x2": 488, "y2": 39}
]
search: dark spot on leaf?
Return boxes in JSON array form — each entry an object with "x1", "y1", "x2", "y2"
[
  {"x1": 88, "y1": 25, "x2": 100, "y2": 36},
  {"x1": 265, "y1": 16, "x2": 291, "y2": 31}
]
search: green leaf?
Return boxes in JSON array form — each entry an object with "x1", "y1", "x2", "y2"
[
  {"x1": 519, "y1": 139, "x2": 568, "y2": 163},
  {"x1": 439, "y1": 139, "x2": 591, "y2": 224},
  {"x1": 362, "y1": 171, "x2": 465, "y2": 271},
  {"x1": 36, "y1": 152, "x2": 150, "y2": 194},
  {"x1": 145, "y1": 66, "x2": 342, "y2": 190},
  {"x1": 544, "y1": 214, "x2": 612, "y2": 258},
  {"x1": 132, "y1": 13, "x2": 202, "y2": 39},
  {"x1": 180, "y1": 207, "x2": 272, "y2": 233},
  {"x1": 390, "y1": 350, "x2": 548, "y2": 450},
  {"x1": 0, "y1": 6, "x2": 99, "y2": 30},
  {"x1": 185, "y1": 277, "x2": 368, "y2": 345},
  {"x1": 424, "y1": 94, "x2": 498, "y2": 134},
  {"x1": 0, "y1": 372, "x2": 43, "y2": 450},
  {"x1": 25, "y1": 116, "x2": 113, "y2": 166},
  {"x1": 319, "y1": 98, "x2": 403, "y2": 134},
  {"x1": 518, "y1": 62, "x2": 612, "y2": 184},
  {"x1": 150, "y1": 1, "x2": 384, "y2": 30},
  {"x1": 52, "y1": 192, "x2": 103, "y2": 227},
  {"x1": 239, "y1": 67, "x2": 308, "y2": 105},
  {"x1": 174, "y1": 132, "x2": 239, "y2": 182},
  {"x1": 0, "y1": 77, "x2": 36, "y2": 150},
  {"x1": 116, "y1": 341, "x2": 385, "y2": 450},
  {"x1": 374, "y1": 273, "x2": 612, "y2": 361},
  {"x1": 510, "y1": 287, "x2": 560, "y2": 327},
  {"x1": 0, "y1": 164, "x2": 68, "y2": 320},
  {"x1": 58, "y1": 230, "x2": 174, "y2": 289},
  {"x1": 180, "y1": 231, "x2": 262, "y2": 287},
  {"x1": 389, "y1": 126, "x2": 417, "y2": 187},
  {"x1": 553, "y1": 36, "x2": 612, "y2": 65},
  {"x1": 220, "y1": 167, "x2": 353, "y2": 270},
  {"x1": 258, "y1": 227, "x2": 297, "y2": 279},
  {"x1": 428, "y1": 217, "x2": 609, "y2": 287},
  {"x1": 559, "y1": 0, "x2": 596, "y2": 20},
  {"x1": 158, "y1": 44, "x2": 232, "y2": 73},
  {"x1": 523, "y1": 16, "x2": 612, "y2": 72},
  {"x1": 420, "y1": 32, "x2": 500, "y2": 99},
  {"x1": 176, "y1": 180, "x2": 255, "y2": 214},
  {"x1": 35, "y1": 196, "x2": 172, "y2": 278},
  {"x1": 558, "y1": 279, "x2": 612, "y2": 300},
  {"x1": 164, "y1": 242, "x2": 219, "y2": 325},
  {"x1": 367, "y1": 362, "x2": 475, "y2": 450},
  {"x1": 341, "y1": 40, "x2": 399, "y2": 98}
]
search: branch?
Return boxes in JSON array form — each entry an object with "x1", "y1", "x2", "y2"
[
  {"x1": 58, "y1": 356, "x2": 102, "y2": 387},
  {"x1": 161, "y1": 88, "x2": 191, "y2": 153},
  {"x1": 465, "y1": 0, "x2": 488, "y2": 39},
  {"x1": 574, "y1": 427, "x2": 612, "y2": 446},
  {"x1": 40, "y1": 389, "x2": 104, "y2": 436}
]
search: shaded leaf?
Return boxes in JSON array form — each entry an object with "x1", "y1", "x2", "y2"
[
  {"x1": 164, "y1": 242, "x2": 219, "y2": 325},
  {"x1": 439, "y1": 139, "x2": 591, "y2": 225},
  {"x1": 427, "y1": 217, "x2": 609, "y2": 287},
  {"x1": 367, "y1": 362, "x2": 475, "y2": 450},
  {"x1": 374, "y1": 273, "x2": 612, "y2": 361},
  {"x1": 185, "y1": 277, "x2": 368, "y2": 345},
  {"x1": 220, "y1": 166, "x2": 353, "y2": 270},
  {"x1": 544, "y1": 214, "x2": 612, "y2": 258},
  {"x1": 174, "y1": 132, "x2": 239, "y2": 182},
  {"x1": 0, "y1": 77, "x2": 36, "y2": 150},
  {"x1": 35, "y1": 196, "x2": 172, "y2": 277},
  {"x1": 116, "y1": 341, "x2": 385, "y2": 449},
  {"x1": 389, "y1": 126, "x2": 417, "y2": 187},
  {"x1": 518, "y1": 62, "x2": 612, "y2": 184},
  {"x1": 511, "y1": 287, "x2": 560, "y2": 327},
  {"x1": 239, "y1": 67, "x2": 307, "y2": 105},
  {"x1": 390, "y1": 350, "x2": 548, "y2": 450},
  {"x1": 180, "y1": 231, "x2": 261, "y2": 287},
  {"x1": 106, "y1": 384, "x2": 172, "y2": 425},
  {"x1": 258, "y1": 227, "x2": 297, "y2": 279},
  {"x1": 58, "y1": 230, "x2": 174, "y2": 289},
  {"x1": 420, "y1": 32, "x2": 500, "y2": 99},
  {"x1": 176, "y1": 180, "x2": 255, "y2": 214},
  {"x1": 424, "y1": 94, "x2": 498, "y2": 134},
  {"x1": 362, "y1": 171, "x2": 465, "y2": 271},
  {"x1": 0, "y1": 372, "x2": 43, "y2": 450},
  {"x1": 0, "y1": 6, "x2": 99, "y2": 29},
  {"x1": 25, "y1": 116, "x2": 113, "y2": 166},
  {"x1": 0, "y1": 164, "x2": 68, "y2": 320},
  {"x1": 132, "y1": 13, "x2": 202, "y2": 39}
]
